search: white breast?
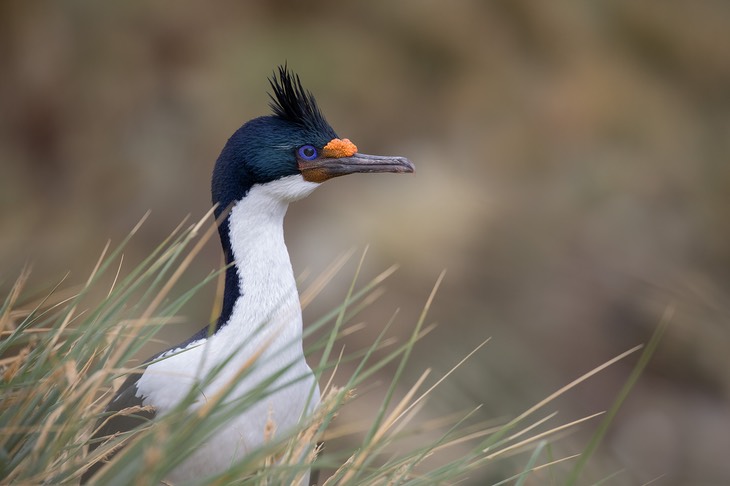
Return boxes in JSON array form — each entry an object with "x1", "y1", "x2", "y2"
[{"x1": 135, "y1": 176, "x2": 321, "y2": 481}]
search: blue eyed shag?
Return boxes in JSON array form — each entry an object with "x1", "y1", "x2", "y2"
[{"x1": 82, "y1": 66, "x2": 414, "y2": 484}]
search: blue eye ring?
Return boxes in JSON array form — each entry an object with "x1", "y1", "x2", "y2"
[{"x1": 297, "y1": 145, "x2": 318, "y2": 161}]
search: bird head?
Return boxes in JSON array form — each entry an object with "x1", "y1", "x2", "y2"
[{"x1": 212, "y1": 66, "x2": 414, "y2": 214}]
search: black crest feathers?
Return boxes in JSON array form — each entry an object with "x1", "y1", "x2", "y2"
[{"x1": 268, "y1": 65, "x2": 333, "y2": 134}]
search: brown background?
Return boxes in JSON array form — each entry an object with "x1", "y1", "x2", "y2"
[{"x1": 2, "y1": 2, "x2": 729, "y2": 484}]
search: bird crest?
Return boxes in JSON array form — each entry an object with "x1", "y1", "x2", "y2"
[{"x1": 268, "y1": 65, "x2": 335, "y2": 136}]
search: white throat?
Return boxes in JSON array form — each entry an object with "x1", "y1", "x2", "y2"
[{"x1": 223, "y1": 175, "x2": 318, "y2": 352}]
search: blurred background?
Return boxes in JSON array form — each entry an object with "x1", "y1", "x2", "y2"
[{"x1": 2, "y1": 1, "x2": 729, "y2": 484}]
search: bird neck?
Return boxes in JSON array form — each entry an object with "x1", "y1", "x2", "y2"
[{"x1": 216, "y1": 185, "x2": 301, "y2": 345}]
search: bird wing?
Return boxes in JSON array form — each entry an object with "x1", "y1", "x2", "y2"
[
  {"x1": 81, "y1": 327, "x2": 211, "y2": 483},
  {"x1": 81, "y1": 372, "x2": 156, "y2": 483}
]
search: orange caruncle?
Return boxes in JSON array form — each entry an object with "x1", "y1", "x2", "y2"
[{"x1": 322, "y1": 138, "x2": 357, "y2": 158}]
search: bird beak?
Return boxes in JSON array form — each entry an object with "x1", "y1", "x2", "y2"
[{"x1": 299, "y1": 153, "x2": 415, "y2": 183}]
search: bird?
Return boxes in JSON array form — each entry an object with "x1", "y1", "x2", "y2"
[{"x1": 81, "y1": 65, "x2": 414, "y2": 484}]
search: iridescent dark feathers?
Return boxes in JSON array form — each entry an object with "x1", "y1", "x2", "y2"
[{"x1": 268, "y1": 65, "x2": 336, "y2": 138}]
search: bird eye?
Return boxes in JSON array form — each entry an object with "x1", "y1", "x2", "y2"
[{"x1": 297, "y1": 145, "x2": 318, "y2": 160}]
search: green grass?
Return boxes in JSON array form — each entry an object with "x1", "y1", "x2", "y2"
[{"x1": 0, "y1": 214, "x2": 663, "y2": 485}]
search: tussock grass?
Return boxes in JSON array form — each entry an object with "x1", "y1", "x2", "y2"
[{"x1": 0, "y1": 214, "x2": 663, "y2": 485}]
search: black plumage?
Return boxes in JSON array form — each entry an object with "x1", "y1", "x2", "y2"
[{"x1": 268, "y1": 65, "x2": 337, "y2": 137}]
